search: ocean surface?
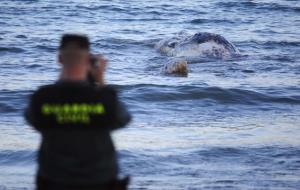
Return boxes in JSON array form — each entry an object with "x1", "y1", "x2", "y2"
[{"x1": 0, "y1": 0, "x2": 300, "y2": 189}]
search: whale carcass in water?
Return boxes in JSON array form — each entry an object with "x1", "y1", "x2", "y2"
[{"x1": 155, "y1": 32, "x2": 240, "y2": 76}]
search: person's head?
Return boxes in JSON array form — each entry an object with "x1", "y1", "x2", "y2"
[{"x1": 58, "y1": 34, "x2": 91, "y2": 80}]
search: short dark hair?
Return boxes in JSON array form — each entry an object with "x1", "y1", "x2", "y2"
[{"x1": 59, "y1": 34, "x2": 90, "y2": 50}]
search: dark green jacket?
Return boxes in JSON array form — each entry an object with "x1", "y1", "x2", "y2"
[{"x1": 25, "y1": 81, "x2": 131, "y2": 185}]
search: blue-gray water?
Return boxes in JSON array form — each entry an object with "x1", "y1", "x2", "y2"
[{"x1": 0, "y1": 0, "x2": 300, "y2": 189}]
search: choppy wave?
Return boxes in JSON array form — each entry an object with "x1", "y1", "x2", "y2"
[
  {"x1": 118, "y1": 146, "x2": 300, "y2": 189},
  {"x1": 0, "y1": 103, "x2": 19, "y2": 113},
  {"x1": 0, "y1": 90, "x2": 32, "y2": 114},
  {"x1": 35, "y1": 45, "x2": 56, "y2": 52},
  {"x1": 248, "y1": 40, "x2": 300, "y2": 48},
  {"x1": 15, "y1": 35, "x2": 27, "y2": 39},
  {"x1": 0, "y1": 47, "x2": 24, "y2": 53},
  {"x1": 116, "y1": 84, "x2": 300, "y2": 105},
  {"x1": 190, "y1": 18, "x2": 236, "y2": 24},
  {"x1": 75, "y1": 5, "x2": 131, "y2": 13},
  {"x1": 216, "y1": 1, "x2": 300, "y2": 13},
  {"x1": 0, "y1": 150, "x2": 36, "y2": 165}
]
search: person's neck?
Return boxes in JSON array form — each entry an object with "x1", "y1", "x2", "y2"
[{"x1": 60, "y1": 67, "x2": 87, "y2": 82}]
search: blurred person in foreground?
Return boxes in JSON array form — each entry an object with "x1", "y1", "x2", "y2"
[{"x1": 25, "y1": 34, "x2": 131, "y2": 190}]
